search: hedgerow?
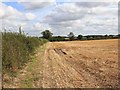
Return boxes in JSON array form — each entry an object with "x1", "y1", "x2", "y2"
[{"x1": 2, "y1": 32, "x2": 48, "y2": 75}]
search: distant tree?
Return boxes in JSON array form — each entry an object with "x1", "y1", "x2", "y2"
[
  {"x1": 68, "y1": 32, "x2": 75, "y2": 41},
  {"x1": 105, "y1": 34, "x2": 108, "y2": 37},
  {"x1": 41, "y1": 30, "x2": 53, "y2": 39},
  {"x1": 77, "y1": 35, "x2": 83, "y2": 40},
  {"x1": 109, "y1": 35, "x2": 114, "y2": 39},
  {"x1": 118, "y1": 34, "x2": 120, "y2": 38},
  {"x1": 86, "y1": 35, "x2": 90, "y2": 39}
]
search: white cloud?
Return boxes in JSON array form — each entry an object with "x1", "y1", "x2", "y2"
[
  {"x1": 43, "y1": 3, "x2": 87, "y2": 23},
  {"x1": 42, "y1": 2, "x2": 118, "y2": 35},
  {"x1": 0, "y1": 3, "x2": 22, "y2": 19},
  {"x1": 18, "y1": 0, "x2": 55, "y2": 2},
  {"x1": 1, "y1": 2, "x2": 118, "y2": 36},
  {"x1": 76, "y1": 2, "x2": 110, "y2": 8},
  {"x1": 0, "y1": 9, "x2": 5, "y2": 18},
  {"x1": 25, "y1": 13, "x2": 36, "y2": 20},
  {"x1": 34, "y1": 23, "x2": 44, "y2": 30},
  {"x1": 0, "y1": 2, "x2": 37, "y2": 33},
  {"x1": 3, "y1": 0, "x2": 119, "y2": 2},
  {"x1": 34, "y1": 22, "x2": 51, "y2": 31},
  {"x1": 19, "y1": 0, "x2": 56, "y2": 10},
  {"x1": 0, "y1": 3, "x2": 28, "y2": 33},
  {"x1": 59, "y1": 0, "x2": 119, "y2": 2}
]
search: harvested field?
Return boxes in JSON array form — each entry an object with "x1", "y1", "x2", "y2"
[
  {"x1": 41, "y1": 39, "x2": 119, "y2": 88},
  {"x1": 4, "y1": 39, "x2": 119, "y2": 88}
]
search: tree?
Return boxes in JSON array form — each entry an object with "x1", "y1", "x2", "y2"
[
  {"x1": 77, "y1": 35, "x2": 83, "y2": 40},
  {"x1": 68, "y1": 32, "x2": 75, "y2": 41},
  {"x1": 118, "y1": 34, "x2": 120, "y2": 38},
  {"x1": 41, "y1": 30, "x2": 53, "y2": 39},
  {"x1": 109, "y1": 35, "x2": 114, "y2": 39}
]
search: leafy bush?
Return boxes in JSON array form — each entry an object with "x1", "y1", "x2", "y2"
[{"x1": 2, "y1": 32, "x2": 48, "y2": 74}]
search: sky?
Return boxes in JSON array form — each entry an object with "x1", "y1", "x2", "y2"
[{"x1": 0, "y1": 0, "x2": 119, "y2": 36}]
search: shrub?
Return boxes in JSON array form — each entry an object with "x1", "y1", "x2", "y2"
[{"x1": 2, "y1": 32, "x2": 48, "y2": 75}]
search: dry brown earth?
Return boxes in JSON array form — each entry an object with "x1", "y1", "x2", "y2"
[{"x1": 3, "y1": 39, "x2": 119, "y2": 88}]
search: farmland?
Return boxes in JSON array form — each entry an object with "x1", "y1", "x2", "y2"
[
  {"x1": 2, "y1": 1, "x2": 119, "y2": 89},
  {"x1": 3, "y1": 39, "x2": 119, "y2": 88}
]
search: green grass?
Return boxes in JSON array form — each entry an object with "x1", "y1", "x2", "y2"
[
  {"x1": 21, "y1": 77, "x2": 33, "y2": 88},
  {"x1": 27, "y1": 44, "x2": 47, "y2": 72},
  {"x1": 19, "y1": 44, "x2": 47, "y2": 88}
]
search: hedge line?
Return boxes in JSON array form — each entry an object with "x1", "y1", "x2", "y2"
[{"x1": 2, "y1": 32, "x2": 48, "y2": 74}]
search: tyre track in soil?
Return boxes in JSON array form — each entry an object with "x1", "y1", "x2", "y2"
[
  {"x1": 50, "y1": 49, "x2": 88, "y2": 88},
  {"x1": 51, "y1": 44, "x2": 88, "y2": 88},
  {"x1": 41, "y1": 39, "x2": 119, "y2": 88},
  {"x1": 52, "y1": 48, "x2": 100, "y2": 88}
]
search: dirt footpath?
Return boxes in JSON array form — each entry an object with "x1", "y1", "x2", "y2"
[{"x1": 4, "y1": 39, "x2": 119, "y2": 88}]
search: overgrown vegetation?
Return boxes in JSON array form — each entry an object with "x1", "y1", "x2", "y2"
[{"x1": 2, "y1": 32, "x2": 48, "y2": 76}]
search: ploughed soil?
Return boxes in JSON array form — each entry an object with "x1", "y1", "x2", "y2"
[{"x1": 3, "y1": 39, "x2": 119, "y2": 88}]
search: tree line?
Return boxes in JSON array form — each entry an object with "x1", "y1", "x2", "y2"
[{"x1": 41, "y1": 30, "x2": 120, "y2": 42}]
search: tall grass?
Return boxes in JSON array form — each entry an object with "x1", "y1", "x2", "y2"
[{"x1": 2, "y1": 32, "x2": 48, "y2": 75}]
